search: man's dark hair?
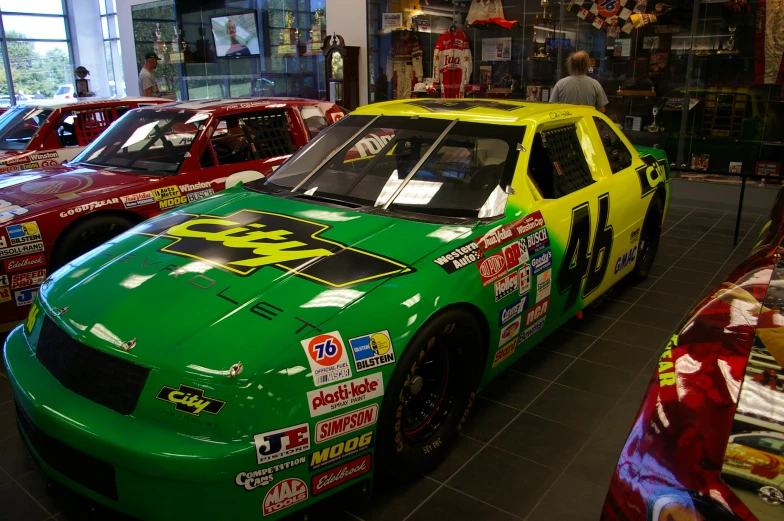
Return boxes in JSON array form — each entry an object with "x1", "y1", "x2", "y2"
[{"x1": 567, "y1": 51, "x2": 590, "y2": 75}]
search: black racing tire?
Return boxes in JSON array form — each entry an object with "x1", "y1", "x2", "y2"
[
  {"x1": 628, "y1": 195, "x2": 664, "y2": 284},
  {"x1": 375, "y1": 308, "x2": 483, "y2": 482},
  {"x1": 50, "y1": 214, "x2": 138, "y2": 271}
]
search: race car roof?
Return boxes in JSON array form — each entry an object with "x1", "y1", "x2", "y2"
[
  {"x1": 144, "y1": 97, "x2": 334, "y2": 116},
  {"x1": 352, "y1": 99, "x2": 587, "y2": 124},
  {"x1": 14, "y1": 97, "x2": 166, "y2": 110}
]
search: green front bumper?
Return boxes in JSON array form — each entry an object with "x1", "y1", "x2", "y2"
[{"x1": 3, "y1": 326, "x2": 359, "y2": 521}]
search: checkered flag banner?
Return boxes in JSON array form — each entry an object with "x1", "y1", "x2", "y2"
[{"x1": 567, "y1": 0, "x2": 645, "y2": 35}]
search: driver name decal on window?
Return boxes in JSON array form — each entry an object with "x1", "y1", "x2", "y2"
[{"x1": 138, "y1": 210, "x2": 412, "y2": 287}]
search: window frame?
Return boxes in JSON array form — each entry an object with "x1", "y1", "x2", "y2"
[{"x1": 592, "y1": 115, "x2": 635, "y2": 174}]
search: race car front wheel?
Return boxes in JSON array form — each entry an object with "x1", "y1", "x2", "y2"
[
  {"x1": 629, "y1": 195, "x2": 663, "y2": 284},
  {"x1": 376, "y1": 308, "x2": 482, "y2": 482},
  {"x1": 51, "y1": 214, "x2": 139, "y2": 271}
]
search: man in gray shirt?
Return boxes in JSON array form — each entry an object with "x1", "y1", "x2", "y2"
[
  {"x1": 138, "y1": 52, "x2": 160, "y2": 97},
  {"x1": 549, "y1": 51, "x2": 608, "y2": 112}
]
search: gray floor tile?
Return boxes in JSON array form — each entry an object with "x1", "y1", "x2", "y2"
[
  {"x1": 673, "y1": 256, "x2": 724, "y2": 273},
  {"x1": 555, "y1": 359, "x2": 636, "y2": 400},
  {"x1": 491, "y1": 413, "x2": 589, "y2": 470},
  {"x1": 601, "y1": 321, "x2": 672, "y2": 351},
  {"x1": 0, "y1": 434, "x2": 35, "y2": 479},
  {"x1": 589, "y1": 298, "x2": 631, "y2": 319},
  {"x1": 0, "y1": 481, "x2": 50, "y2": 521},
  {"x1": 457, "y1": 397, "x2": 518, "y2": 443},
  {"x1": 649, "y1": 277, "x2": 710, "y2": 299},
  {"x1": 347, "y1": 476, "x2": 439, "y2": 521},
  {"x1": 509, "y1": 348, "x2": 574, "y2": 381},
  {"x1": 566, "y1": 440, "x2": 625, "y2": 489},
  {"x1": 425, "y1": 435, "x2": 485, "y2": 484},
  {"x1": 449, "y1": 445, "x2": 556, "y2": 518},
  {"x1": 525, "y1": 474, "x2": 613, "y2": 521},
  {"x1": 661, "y1": 267, "x2": 717, "y2": 286},
  {"x1": 604, "y1": 285, "x2": 646, "y2": 304},
  {"x1": 407, "y1": 486, "x2": 521, "y2": 521},
  {"x1": 478, "y1": 371, "x2": 549, "y2": 411},
  {"x1": 525, "y1": 383, "x2": 613, "y2": 433},
  {"x1": 580, "y1": 339, "x2": 656, "y2": 373},
  {"x1": 563, "y1": 315, "x2": 616, "y2": 337},
  {"x1": 620, "y1": 305, "x2": 685, "y2": 332},
  {"x1": 634, "y1": 291, "x2": 696, "y2": 315},
  {"x1": 536, "y1": 330, "x2": 597, "y2": 357},
  {"x1": 16, "y1": 469, "x2": 75, "y2": 517}
]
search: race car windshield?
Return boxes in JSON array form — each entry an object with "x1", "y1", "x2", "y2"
[
  {"x1": 0, "y1": 106, "x2": 53, "y2": 151},
  {"x1": 260, "y1": 115, "x2": 524, "y2": 218},
  {"x1": 72, "y1": 110, "x2": 207, "y2": 174}
]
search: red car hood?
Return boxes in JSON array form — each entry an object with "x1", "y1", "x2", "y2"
[{"x1": 0, "y1": 164, "x2": 149, "y2": 214}]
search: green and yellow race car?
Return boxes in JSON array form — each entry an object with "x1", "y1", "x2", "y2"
[{"x1": 4, "y1": 99, "x2": 670, "y2": 520}]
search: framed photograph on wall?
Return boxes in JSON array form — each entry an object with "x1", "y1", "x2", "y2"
[
  {"x1": 690, "y1": 153, "x2": 710, "y2": 171},
  {"x1": 756, "y1": 161, "x2": 781, "y2": 184}
]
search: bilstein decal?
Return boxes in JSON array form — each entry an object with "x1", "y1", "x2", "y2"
[{"x1": 138, "y1": 210, "x2": 411, "y2": 287}]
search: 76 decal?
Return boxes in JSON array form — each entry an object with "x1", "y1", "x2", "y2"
[{"x1": 301, "y1": 331, "x2": 352, "y2": 387}]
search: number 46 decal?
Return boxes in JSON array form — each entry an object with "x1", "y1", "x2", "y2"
[{"x1": 557, "y1": 193, "x2": 613, "y2": 312}]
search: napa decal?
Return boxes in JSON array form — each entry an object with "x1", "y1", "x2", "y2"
[
  {"x1": 349, "y1": 330, "x2": 395, "y2": 372},
  {"x1": 137, "y1": 210, "x2": 412, "y2": 287},
  {"x1": 636, "y1": 154, "x2": 668, "y2": 198}
]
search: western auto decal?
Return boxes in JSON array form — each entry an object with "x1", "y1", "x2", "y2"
[
  {"x1": 254, "y1": 423, "x2": 310, "y2": 465},
  {"x1": 263, "y1": 478, "x2": 308, "y2": 516},
  {"x1": 499, "y1": 296, "x2": 527, "y2": 326},
  {"x1": 315, "y1": 404, "x2": 378, "y2": 444},
  {"x1": 311, "y1": 454, "x2": 371, "y2": 496},
  {"x1": 137, "y1": 210, "x2": 411, "y2": 287},
  {"x1": 307, "y1": 373, "x2": 384, "y2": 418},
  {"x1": 478, "y1": 253, "x2": 507, "y2": 286},
  {"x1": 432, "y1": 240, "x2": 483, "y2": 274},
  {"x1": 349, "y1": 330, "x2": 395, "y2": 372},
  {"x1": 6, "y1": 221, "x2": 41, "y2": 246},
  {"x1": 310, "y1": 431, "x2": 373, "y2": 471},
  {"x1": 156, "y1": 384, "x2": 226, "y2": 416},
  {"x1": 301, "y1": 331, "x2": 352, "y2": 386},
  {"x1": 492, "y1": 339, "x2": 518, "y2": 368},
  {"x1": 3, "y1": 253, "x2": 45, "y2": 273},
  {"x1": 235, "y1": 456, "x2": 305, "y2": 491},
  {"x1": 636, "y1": 154, "x2": 668, "y2": 198}
]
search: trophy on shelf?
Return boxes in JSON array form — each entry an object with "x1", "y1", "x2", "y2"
[
  {"x1": 307, "y1": 7, "x2": 327, "y2": 54},
  {"x1": 155, "y1": 23, "x2": 166, "y2": 62},
  {"x1": 718, "y1": 25, "x2": 739, "y2": 55},
  {"x1": 279, "y1": 11, "x2": 299, "y2": 55},
  {"x1": 169, "y1": 23, "x2": 182, "y2": 62}
]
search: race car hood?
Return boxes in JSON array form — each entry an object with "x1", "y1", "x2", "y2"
[
  {"x1": 0, "y1": 164, "x2": 151, "y2": 214},
  {"x1": 38, "y1": 187, "x2": 457, "y2": 380},
  {"x1": 0, "y1": 149, "x2": 59, "y2": 166}
]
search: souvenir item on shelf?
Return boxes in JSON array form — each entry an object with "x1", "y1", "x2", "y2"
[
  {"x1": 466, "y1": 0, "x2": 517, "y2": 29},
  {"x1": 526, "y1": 85, "x2": 542, "y2": 101},
  {"x1": 479, "y1": 65, "x2": 492, "y2": 85},
  {"x1": 729, "y1": 161, "x2": 743, "y2": 174},
  {"x1": 433, "y1": 25, "x2": 472, "y2": 98},
  {"x1": 690, "y1": 153, "x2": 710, "y2": 171},
  {"x1": 390, "y1": 30, "x2": 424, "y2": 99}
]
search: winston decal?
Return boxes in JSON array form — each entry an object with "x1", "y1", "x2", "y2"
[{"x1": 137, "y1": 210, "x2": 411, "y2": 287}]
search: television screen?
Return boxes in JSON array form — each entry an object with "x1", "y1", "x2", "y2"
[
  {"x1": 211, "y1": 12, "x2": 260, "y2": 58},
  {"x1": 545, "y1": 38, "x2": 571, "y2": 54}
]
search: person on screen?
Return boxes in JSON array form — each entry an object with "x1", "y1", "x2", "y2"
[{"x1": 225, "y1": 18, "x2": 251, "y2": 57}]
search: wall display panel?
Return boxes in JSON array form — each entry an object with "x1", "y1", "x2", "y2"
[
  {"x1": 366, "y1": 0, "x2": 784, "y2": 180},
  {"x1": 131, "y1": 0, "x2": 328, "y2": 101}
]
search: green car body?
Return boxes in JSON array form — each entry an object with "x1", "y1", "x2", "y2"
[{"x1": 4, "y1": 100, "x2": 670, "y2": 520}]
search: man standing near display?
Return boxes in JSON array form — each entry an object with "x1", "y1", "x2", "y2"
[
  {"x1": 138, "y1": 52, "x2": 161, "y2": 97},
  {"x1": 549, "y1": 51, "x2": 608, "y2": 112}
]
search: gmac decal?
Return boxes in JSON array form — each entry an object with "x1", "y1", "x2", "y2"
[
  {"x1": 636, "y1": 154, "x2": 668, "y2": 199},
  {"x1": 137, "y1": 210, "x2": 412, "y2": 287}
]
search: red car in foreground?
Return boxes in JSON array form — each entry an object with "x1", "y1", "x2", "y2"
[
  {"x1": 603, "y1": 190, "x2": 784, "y2": 521},
  {"x1": 0, "y1": 98, "x2": 344, "y2": 330},
  {"x1": 0, "y1": 98, "x2": 167, "y2": 172}
]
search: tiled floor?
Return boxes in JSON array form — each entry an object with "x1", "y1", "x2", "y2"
[{"x1": 0, "y1": 204, "x2": 767, "y2": 521}]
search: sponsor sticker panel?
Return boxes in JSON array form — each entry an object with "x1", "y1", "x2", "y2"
[
  {"x1": 263, "y1": 478, "x2": 308, "y2": 516},
  {"x1": 254, "y1": 423, "x2": 310, "y2": 465},
  {"x1": 498, "y1": 316, "x2": 522, "y2": 347},
  {"x1": 498, "y1": 296, "x2": 527, "y2": 326},
  {"x1": 235, "y1": 456, "x2": 306, "y2": 491},
  {"x1": 6, "y1": 221, "x2": 41, "y2": 245},
  {"x1": 520, "y1": 317, "x2": 546, "y2": 342},
  {"x1": 14, "y1": 287, "x2": 36, "y2": 306},
  {"x1": 614, "y1": 246, "x2": 637, "y2": 274},
  {"x1": 0, "y1": 274, "x2": 7, "y2": 286},
  {"x1": 478, "y1": 252, "x2": 507, "y2": 286},
  {"x1": 311, "y1": 454, "x2": 371, "y2": 496},
  {"x1": 494, "y1": 271, "x2": 519, "y2": 302},
  {"x1": 121, "y1": 191, "x2": 155, "y2": 208},
  {"x1": 0, "y1": 286, "x2": 10, "y2": 303},
  {"x1": 531, "y1": 250, "x2": 552, "y2": 275},
  {"x1": 524, "y1": 228, "x2": 550, "y2": 256},
  {"x1": 309, "y1": 431, "x2": 374, "y2": 471},
  {"x1": 301, "y1": 331, "x2": 352, "y2": 387},
  {"x1": 0, "y1": 241, "x2": 44, "y2": 259},
  {"x1": 349, "y1": 330, "x2": 395, "y2": 372},
  {"x1": 536, "y1": 269, "x2": 552, "y2": 302},
  {"x1": 11, "y1": 269, "x2": 46, "y2": 290},
  {"x1": 4, "y1": 253, "x2": 46, "y2": 273},
  {"x1": 519, "y1": 263, "x2": 531, "y2": 295},
  {"x1": 492, "y1": 339, "x2": 518, "y2": 368},
  {"x1": 307, "y1": 373, "x2": 384, "y2": 417},
  {"x1": 315, "y1": 404, "x2": 378, "y2": 443},
  {"x1": 186, "y1": 188, "x2": 215, "y2": 203},
  {"x1": 525, "y1": 298, "x2": 549, "y2": 327},
  {"x1": 432, "y1": 240, "x2": 483, "y2": 274}
]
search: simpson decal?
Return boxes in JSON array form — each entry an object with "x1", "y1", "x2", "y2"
[
  {"x1": 494, "y1": 271, "x2": 519, "y2": 302},
  {"x1": 301, "y1": 331, "x2": 352, "y2": 386},
  {"x1": 311, "y1": 454, "x2": 371, "y2": 496},
  {"x1": 314, "y1": 404, "x2": 378, "y2": 443},
  {"x1": 432, "y1": 240, "x2": 482, "y2": 273},
  {"x1": 263, "y1": 478, "x2": 308, "y2": 516},
  {"x1": 349, "y1": 330, "x2": 395, "y2": 372},
  {"x1": 310, "y1": 431, "x2": 373, "y2": 471},
  {"x1": 499, "y1": 296, "x2": 527, "y2": 326},
  {"x1": 498, "y1": 316, "x2": 522, "y2": 347},
  {"x1": 492, "y1": 339, "x2": 518, "y2": 368},
  {"x1": 0, "y1": 241, "x2": 44, "y2": 259},
  {"x1": 6, "y1": 221, "x2": 41, "y2": 245},
  {"x1": 478, "y1": 252, "x2": 507, "y2": 286},
  {"x1": 137, "y1": 210, "x2": 411, "y2": 287},
  {"x1": 254, "y1": 423, "x2": 310, "y2": 465},
  {"x1": 307, "y1": 373, "x2": 384, "y2": 417}
]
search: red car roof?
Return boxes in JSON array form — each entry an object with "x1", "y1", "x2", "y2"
[{"x1": 147, "y1": 98, "x2": 336, "y2": 116}]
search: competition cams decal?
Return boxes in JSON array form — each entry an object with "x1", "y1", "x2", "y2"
[{"x1": 137, "y1": 210, "x2": 412, "y2": 287}]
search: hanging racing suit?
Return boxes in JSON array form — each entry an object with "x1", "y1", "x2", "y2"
[
  {"x1": 390, "y1": 30, "x2": 424, "y2": 99},
  {"x1": 755, "y1": 0, "x2": 784, "y2": 84},
  {"x1": 466, "y1": 0, "x2": 515, "y2": 28},
  {"x1": 433, "y1": 28, "x2": 472, "y2": 98}
]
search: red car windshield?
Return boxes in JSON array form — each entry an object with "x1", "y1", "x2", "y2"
[
  {"x1": 73, "y1": 109, "x2": 208, "y2": 174},
  {"x1": 0, "y1": 106, "x2": 53, "y2": 151}
]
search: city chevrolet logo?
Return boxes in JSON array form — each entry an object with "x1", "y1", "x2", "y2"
[
  {"x1": 156, "y1": 384, "x2": 226, "y2": 415},
  {"x1": 137, "y1": 210, "x2": 412, "y2": 287}
]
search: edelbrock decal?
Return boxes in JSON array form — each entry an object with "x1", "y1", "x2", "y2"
[
  {"x1": 137, "y1": 210, "x2": 411, "y2": 287},
  {"x1": 307, "y1": 373, "x2": 384, "y2": 417},
  {"x1": 3, "y1": 253, "x2": 45, "y2": 273},
  {"x1": 432, "y1": 240, "x2": 482, "y2": 274},
  {"x1": 311, "y1": 454, "x2": 371, "y2": 496}
]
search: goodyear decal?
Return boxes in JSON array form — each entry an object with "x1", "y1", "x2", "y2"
[
  {"x1": 137, "y1": 210, "x2": 412, "y2": 287},
  {"x1": 636, "y1": 154, "x2": 668, "y2": 198}
]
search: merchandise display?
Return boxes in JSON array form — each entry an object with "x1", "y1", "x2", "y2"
[
  {"x1": 390, "y1": 30, "x2": 424, "y2": 99},
  {"x1": 603, "y1": 186, "x2": 784, "y2": 520},
  {"x1": 4, "y1": 99, "x2": 670, "y2": 520},
  {"x1": 0, "y1": 98, "x2": 344, "y2": 331},
  {"x1": 0, "y1": 98, "x2": 167, "y2": 174}
]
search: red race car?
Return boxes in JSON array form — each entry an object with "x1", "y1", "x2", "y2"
[
  {"x1": 603, "y1": 189, "x2": 784, "y2": 521},
  {"x1": 0, "y1": 98, "x2": 345, "y2": 330},
  {"x1": 0, "y1": 98, "x2": 167, "y2": 172}
]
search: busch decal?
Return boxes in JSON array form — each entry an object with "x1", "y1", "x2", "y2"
[{"x1": 524, "y1": 228, "x2": 550, "y2": 255}]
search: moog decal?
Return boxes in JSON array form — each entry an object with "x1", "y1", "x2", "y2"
[{"x1": 137, "y1": 210, "x2": 411, "y2": 287}]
